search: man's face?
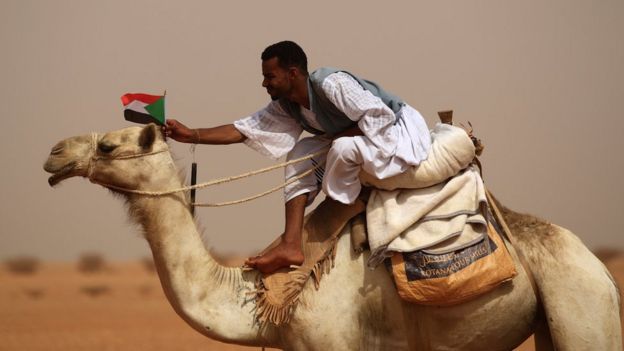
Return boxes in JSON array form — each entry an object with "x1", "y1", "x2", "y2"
[{"x1": 262, "y1": 57, "x2": 293, "y2": 100}]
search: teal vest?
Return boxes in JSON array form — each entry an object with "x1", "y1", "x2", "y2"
[{"x1": 279, "y1": 67, "x2": 405, "y2": 136}]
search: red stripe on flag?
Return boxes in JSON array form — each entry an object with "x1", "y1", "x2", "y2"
[{"x1": 121, "y1": 93, "x2": 163, "y2": 106}]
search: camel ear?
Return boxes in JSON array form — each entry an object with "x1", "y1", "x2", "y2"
[{"x1": 139, "y1": 124, "x2": 157, "y2": 149}]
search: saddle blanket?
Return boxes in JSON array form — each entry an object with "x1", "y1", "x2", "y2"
[
  {"x1": 386, "y1": 209, "x2": 517, "y2": 306},
  {"x1": 367, "y1": 166, "x2": 487, "y2": 268}
]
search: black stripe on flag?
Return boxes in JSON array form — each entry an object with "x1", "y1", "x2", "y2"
[{"x1": 124, "y1": 109, "x2": 163, "y2": 125}]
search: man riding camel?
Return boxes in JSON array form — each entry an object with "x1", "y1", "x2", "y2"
[{"x1": 165, "y1": 40, "x2": 432, "y2": 273}]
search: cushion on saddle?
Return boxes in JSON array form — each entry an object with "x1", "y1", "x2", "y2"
[
  {"x1": 386, "y1": 209, "x2": 517, "y2": 306},
  {"x1": 359, "y1": 123, "x2": 476, "y2": 190}
]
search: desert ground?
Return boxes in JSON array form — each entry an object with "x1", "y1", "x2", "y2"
[{"x1": 1, "y1": 253, "x2": 622, "y2": 351}]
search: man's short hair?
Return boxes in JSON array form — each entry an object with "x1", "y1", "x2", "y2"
[{"x1": 261, "y1": 41, "x2": 308, "y2": 74}]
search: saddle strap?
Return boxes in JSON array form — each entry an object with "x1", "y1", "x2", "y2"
[
  {"x1": 485, "y1": 189, "x2": 541, "y2": 306},
  {"x1": 438, "y1": 110, "x2": 540, "y2": 307}
]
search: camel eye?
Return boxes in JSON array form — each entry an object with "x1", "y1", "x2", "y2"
[{"x1": 98, "y1": 142, "x2": 117, "y2": 153}]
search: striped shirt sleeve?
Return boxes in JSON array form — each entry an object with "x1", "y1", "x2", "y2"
[
  {"x1": 233, "y1": 100, "x2": 303, "y2": 159},
  {"x1": 321, "y1": 72, "x2": 399, "y2": 157}
]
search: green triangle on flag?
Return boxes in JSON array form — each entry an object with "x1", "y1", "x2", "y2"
[{"x1": 144, "y1": 96, "x2": 166, "y2": 125}]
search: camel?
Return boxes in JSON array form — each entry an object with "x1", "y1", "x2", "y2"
[{"x1": 43, "y1": 123, "x2": 622, "y2": 350}]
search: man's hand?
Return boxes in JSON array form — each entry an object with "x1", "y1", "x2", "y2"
[{"x1": 164, "y1": 119, "x2": 197, "y2": 143}]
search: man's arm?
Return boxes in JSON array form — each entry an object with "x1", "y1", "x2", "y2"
[
  {"x1": 165, "y1": 119, "x2": 247, "y2": 144},
  {"x1": 322, "y1": 72, "x2": 397, "y2": 156}
]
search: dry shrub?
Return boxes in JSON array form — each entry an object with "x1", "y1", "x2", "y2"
[
  {"x1": 80, "y1": 284, "x2": 110, "y2": 297},
  {"x1": 4, "y1": 256, "x2": 40, "y2": 275},
  {"x1": 23, "y1": 288, "x2": 45, "y2": 299},
  {"x1": 77, "y1": 252, "x2": 107, "y2": 273},
  {"x1": 141, "y1": 256, "x2": 156, "y2": 273},
  {"x1": 138, "y1": 283, "x2": 153, "y2": 296}
]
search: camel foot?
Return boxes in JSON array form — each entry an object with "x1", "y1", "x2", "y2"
[{"x1": 245, "y1": 239, "x2": 304, "y2": 274}]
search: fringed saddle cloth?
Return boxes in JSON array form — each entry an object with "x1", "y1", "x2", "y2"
[{"x1": 251, "y1": 198, "x2": 365, "y2": 326}]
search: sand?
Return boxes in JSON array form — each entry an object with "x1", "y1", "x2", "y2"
[
  {"x1": 0, "y1": 260, "x2": 275, "y2": 351},
  {"x1": 1, "y1": 255, "x2": 622, "y2": 351}
]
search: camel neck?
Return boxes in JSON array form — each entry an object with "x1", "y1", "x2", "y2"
[
  {"x1": 135, "y1": 193, "x2": 216, "y2": 303},
  {"x1": 129, "y1": 187, "x2": 269, "y2": 345}
]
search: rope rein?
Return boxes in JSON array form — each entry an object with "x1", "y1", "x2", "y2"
[
  {"x1": 87, "y1": 133, "x2": 327, "y2": 206},
  {"x1": 193, "y1": 160, "x2": 324, "y2": 207}
]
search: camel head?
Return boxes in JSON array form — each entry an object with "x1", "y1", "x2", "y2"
[{"x1": 43, "y1": 124, "x2": 176, "y2": 193}]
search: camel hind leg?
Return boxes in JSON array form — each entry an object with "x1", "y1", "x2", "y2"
[{"x1": 516, "y1": 224, "x2": 622, "y2": 350}]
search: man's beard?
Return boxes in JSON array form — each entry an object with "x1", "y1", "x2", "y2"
[
  {"x1": 266, "y1": 88, "x2": 279, "y2": 100},
  {"x1": 267, "y1": 85, "x2": 289, "y2": 101}
]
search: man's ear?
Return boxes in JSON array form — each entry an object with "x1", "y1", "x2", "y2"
[
  {"x1": 139, "y1": 123, "x2": 157, "y2": 149},
  {"x1": 288, "y1": 66, "x2": 299, "y2": 79}
]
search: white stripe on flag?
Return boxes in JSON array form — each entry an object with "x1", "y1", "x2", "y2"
[{"x1": 124, "y1": 100, "x2": 149, "y2": 114}]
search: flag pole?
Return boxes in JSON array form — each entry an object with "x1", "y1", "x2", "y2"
[
  {"x1": 170, "y1": 89, "x2": 197, "y2": 215},
  {"x1": 191, "y1": 162, "x2": 197, "y2": 216}
]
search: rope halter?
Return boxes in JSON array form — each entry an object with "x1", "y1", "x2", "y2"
[
  {"x1": 86, "y1": 132, "x2": 169, "y2": 182},
  {"x1": 86, "y1": 132, "x2": 328, "y2": 207}
]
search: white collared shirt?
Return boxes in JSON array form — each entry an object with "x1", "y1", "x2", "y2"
[{"x1": 234, "y1": 72, "x2": 431, "y2": 168}]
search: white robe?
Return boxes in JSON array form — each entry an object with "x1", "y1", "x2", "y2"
[{"x1": 234, "y1": 72, "x2": 432, "y2": 205}]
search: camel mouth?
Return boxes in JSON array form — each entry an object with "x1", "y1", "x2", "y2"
[{"x1": 46, "y1": 161, "x2": 78, "y2": 187}]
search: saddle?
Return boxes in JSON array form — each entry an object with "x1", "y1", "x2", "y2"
[
  {"x1": 386, "y1": 204, "x2": 517, "y2": 306},
  {"x1": 359, "y1": 110, "x2": 517, "y2": 305},
  {"x1": 252, "y1": 110, "x2": 521, "y2": 324}
]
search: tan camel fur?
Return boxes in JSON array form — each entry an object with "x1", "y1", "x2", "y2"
[{"x1": 44, "y1": 124, "x2": 622, "y2": 350}]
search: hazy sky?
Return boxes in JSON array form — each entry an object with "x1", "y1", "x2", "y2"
[{"x1": 1, "y1": 0, "x2": 623, "y2": 261}]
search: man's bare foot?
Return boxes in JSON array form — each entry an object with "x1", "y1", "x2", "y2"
[{"x1": 245, "y1": 237, "x2": 304, "y2": 274}]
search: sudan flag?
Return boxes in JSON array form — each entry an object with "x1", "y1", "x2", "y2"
[{"x1": 121, "y1": 93, "x2": 166, "y2": 125}]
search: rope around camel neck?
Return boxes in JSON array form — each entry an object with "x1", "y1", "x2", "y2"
[
  {"x1": 88, "y1": 139, "x2": 328, "y2": 207},
  {"x1": 192, "y1": 160, "x2": 324, "y2": 207}
]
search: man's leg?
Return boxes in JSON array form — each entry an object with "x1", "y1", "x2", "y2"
[
  {"x1": 246, "y1": 136, "x2": 328, "y2": 273},
  {"x1": 245, "y1": 193, "x2": 307, "y2": 273},
  {"x1": 322, "y1": 137, "x2": 364, "y2": 205}
]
